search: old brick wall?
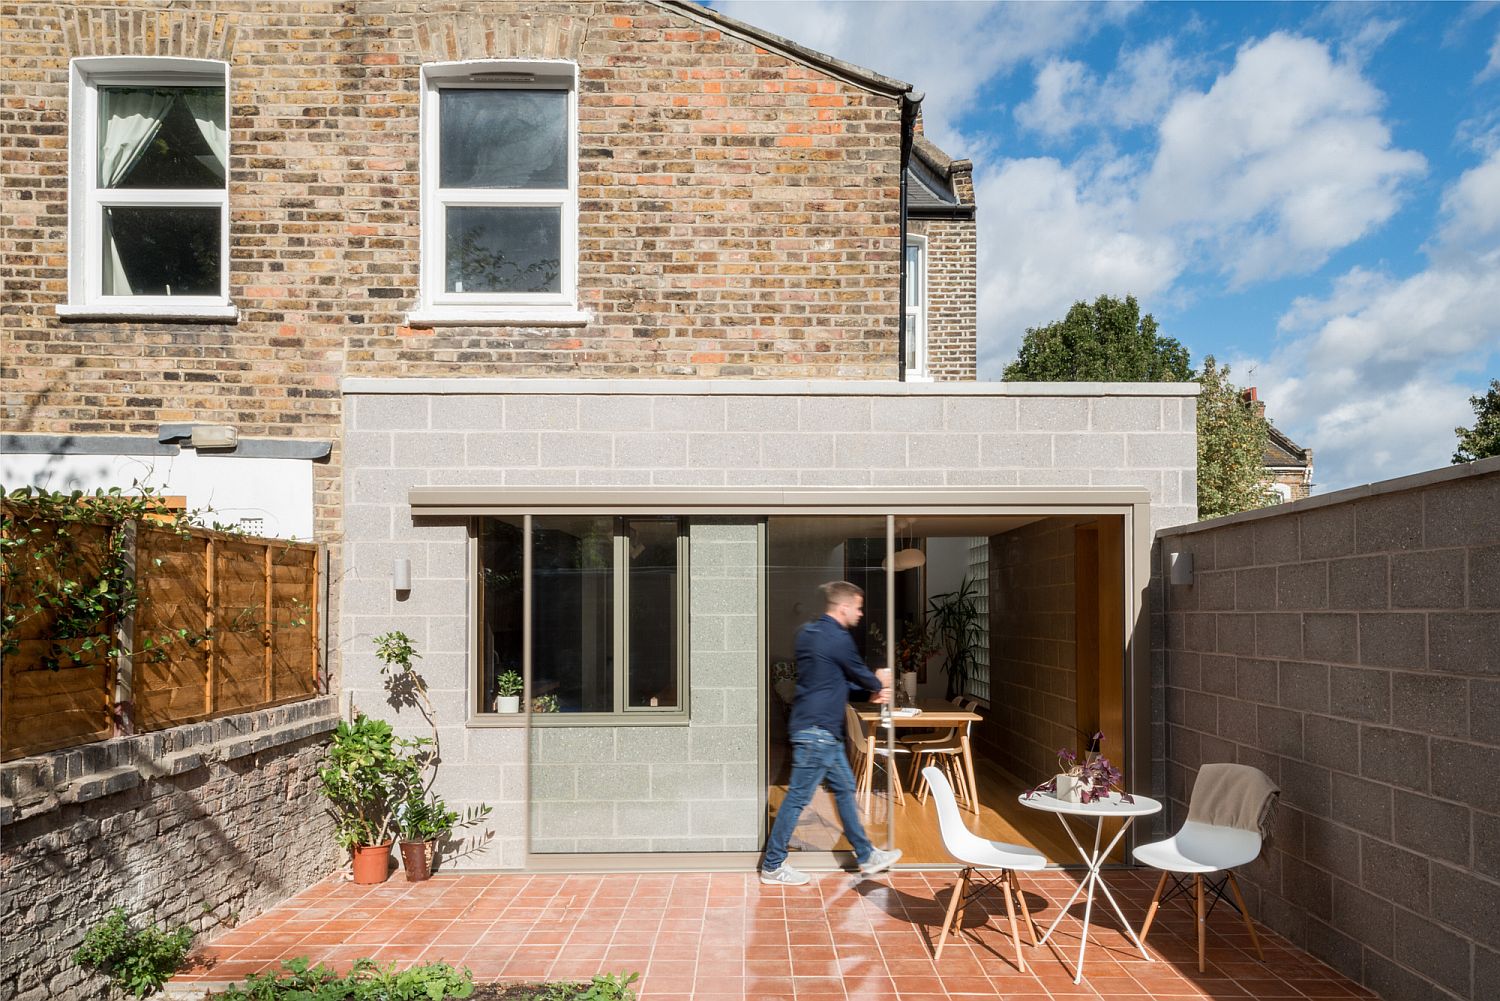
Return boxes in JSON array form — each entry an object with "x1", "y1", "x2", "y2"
[
  {"x1": 0, "y1": 698, "x2": 340, "y2": 1001},
  {"x1": 1156, "y1": 458, "x2": 1500, "y2": 1001},
  {"x1": 909, "y1": 162, "x2": 976, "y2": 382}
]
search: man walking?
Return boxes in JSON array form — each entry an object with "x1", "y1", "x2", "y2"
[{"x1": 761, "y1": 581, "x2": 902, "y2": 885}]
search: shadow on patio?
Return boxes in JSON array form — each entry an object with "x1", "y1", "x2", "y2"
[{"x1": 170, "y1": 869, "x2": 1376, "y2": 1000}]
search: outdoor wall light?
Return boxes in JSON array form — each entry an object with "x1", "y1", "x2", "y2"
[
  {"x1": 1169, "y1": 551, "x2": 1194, "y2": 586},
  {"x1": 190, "y1": 424, "x2": 238, "y2": 450},
  {"x1": 393, "y1": 557, "x2": 412, "y2": 593}
]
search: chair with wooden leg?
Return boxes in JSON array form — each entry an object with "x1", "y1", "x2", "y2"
[
  {"x1": 924, "y1": 766, "x2": 1046, "y2": 972},
  {"x1": 911, "y1": 718, "x2": 975, "y2": 810},
  {"x1": 1133, "y1": 763, "x2": 1278, "y2": 973}
]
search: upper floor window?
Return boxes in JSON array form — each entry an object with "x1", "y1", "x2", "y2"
[
  {"x1": 416, "y1": 62, "x2": 581, "y2": 325},
  {"x1": 904, "y1": 235, "x2": 929, "y2": 379},
  {"x1": 64, "y1": 58, "x2": 230, "y2": 318}
]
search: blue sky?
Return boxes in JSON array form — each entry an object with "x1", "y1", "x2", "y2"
[{"x1": 707, "y1": 1, "x2": 1500, "y2": 491}]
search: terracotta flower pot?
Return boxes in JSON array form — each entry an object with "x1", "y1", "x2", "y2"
[
  {"x1": 351, "y1": 842, "x2": 393, "y2": 884},
  {"x1": 399, "y1": 840, "x2": 434, "y2": 882}
]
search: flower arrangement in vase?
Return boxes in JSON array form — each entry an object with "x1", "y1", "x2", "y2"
[{"x1": 1025, "y1": 732, "x2": 1134, "y2": 804}]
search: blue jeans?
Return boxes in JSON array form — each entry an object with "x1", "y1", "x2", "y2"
[{"x1": 762, "y1": 726, "x2": 875, "y2": 872}]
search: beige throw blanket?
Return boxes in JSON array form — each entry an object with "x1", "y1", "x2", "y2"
[{"x1": 1186, "y1": 763, "x2": 1279, "y2": 839}]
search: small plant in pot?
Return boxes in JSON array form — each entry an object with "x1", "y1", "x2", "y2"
[
  {"x1": 1024, "y1": 733, "x2": 1134, "y2": 805},
  {"x1": 494, "y1": 669, "x2": 524, "y2": 713},
  {"x1": 395, "y1": 790, "x2": 491, "y2": 882},
  {"x1": 318, "y1": 714, "x2": 424, "y2": 884}
]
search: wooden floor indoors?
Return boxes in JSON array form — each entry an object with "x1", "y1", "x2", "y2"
[{"x1": 769, "y1": 754, "x2": 1091, "y2": 865}]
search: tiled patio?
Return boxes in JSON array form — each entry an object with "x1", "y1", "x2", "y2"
[{"x1": 172, "y1": 869, "x2": 1375, "y2": 1000}]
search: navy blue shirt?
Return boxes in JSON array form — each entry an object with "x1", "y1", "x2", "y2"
[{"x1": 787, "y1": 614, "x2": 883, "y2": 739}]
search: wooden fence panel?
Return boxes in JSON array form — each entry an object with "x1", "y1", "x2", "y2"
[
  {"x1": 211, "y1": 539, "x2": 269, "y2": 716},
  {"x1": 269, "y1": 546, "x2": 318, "y2": 703},
  {"x1": 133, "y1": 528, "x2": 211, "y2": 730},
  {"x1": 1, "y1": 521, "x2": 115, "y2": 760}
]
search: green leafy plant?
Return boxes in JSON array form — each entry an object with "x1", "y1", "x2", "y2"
[
  {"x1": 1454, "y1": 377, "x2": 1500, "y2": 463},
  {"x1": 318, "y1": 714, "x2": 426, "y2": 849},
  {"x1": 531, "y1": 693, "x2": 559, "y2": 714},
  {"x1": 927, "y1": 577, "x2": 983, "y2": 701},
  {"x1": 395, "y1": 788, "x2": 491, "y2": 844},
  {"x1": 541, "y1": 972, "x2": 640, "y2": 1001},
  {"x1": 215, "y1": 956, "x2": 474, "y2": 1000},
  {"x1": 72, "y1": 907, "x2": 193, "y2": 998},
  {"x1": 495, "y1": 670, "x2": 524, "y2": 698}
]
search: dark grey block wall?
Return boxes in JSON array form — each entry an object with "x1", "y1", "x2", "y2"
[{"x1": 1156, "y1": 458, "x2": 1500, "y2": 1001}]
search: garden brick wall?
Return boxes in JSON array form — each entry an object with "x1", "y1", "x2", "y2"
[
  {"x1": 1156, "y1": 456, "x2": 1500, "y2": 1001},
  {"x1": 0, "y1": 697, "x2": 340, "y2": 1001}
]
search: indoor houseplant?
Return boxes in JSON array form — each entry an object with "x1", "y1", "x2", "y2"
[
  {"x1": 494, "y1": 670, "x2": 523, "y2": 713},
  {"x1": 927, "y1": 577, "x2": 982, "y2": 701},
  {"x1": 318, "y1": 714, "x2": 424, "y2": 883}
]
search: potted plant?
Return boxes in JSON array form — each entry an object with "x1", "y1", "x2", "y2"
[
  {"x1": 531, "y1": 693, "x2": 559, "y2": 714},
  {"x1": 494, "y1": 670, "x2": 523, "y2": 713},
  {"x1": 928, "y1": 578, "x2": 983, "y2": 701},
  {"x1": 318, "y1": 714, "x2": 424, "y2": 884},
  {"x1": 395, "y1": 790, "x2": 491, "y2": 882},
  {"x1": 1025, "y1": 734, "x2": 1134, "y2": 805}
]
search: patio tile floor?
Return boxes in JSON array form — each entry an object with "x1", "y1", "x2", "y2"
[{"x1": 173, "y1": 869, "x2": 1375, "y2": 1000}]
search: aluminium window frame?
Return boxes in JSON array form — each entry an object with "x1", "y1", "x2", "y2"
[
  {"x1": 904, "y1": 234, "x2": 930, "y2": 381},
  {"x1": 417, "y1": 60, "x2": 580, "y2": 324},
  {"x1": 64, "y1": 56, "x2": 232, "y2": 316},
  {"x1": 470, "y1": 514, "x2": 691, "y2": 726}
]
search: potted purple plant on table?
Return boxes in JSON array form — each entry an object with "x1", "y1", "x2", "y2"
[{"x1": 1025, "y1": 732, "x2": 1134, "y2": 804}]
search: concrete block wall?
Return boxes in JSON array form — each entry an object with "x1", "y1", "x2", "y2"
[
  {"x1": 528, "y1": 519, "x2": 761, "y2": 853},
  {"x1": 1156, "y1": 457, "x2": 1500, "y2": 1001}
]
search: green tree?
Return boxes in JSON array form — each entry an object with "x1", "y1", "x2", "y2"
[
  {"x1": 1453, "y1": 378, "x2": 1500, "y2": 463},
  {"x1": 1197, "y1": 356, "x2": 1273, "y2": 520},
  {"x1": 1002, "y1": 294, "x2": 1192, "y2": 382}
]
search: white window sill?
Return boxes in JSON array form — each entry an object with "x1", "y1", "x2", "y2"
[
  {"x1": 56, "y1": 303, "x2": 239, "y2": 322},
  {"x1": 905, "y1": 372, "x2": 935, "y2": 383},
  {"x1": 406, "y1": 307, "x2": 591, "y2": 328}
]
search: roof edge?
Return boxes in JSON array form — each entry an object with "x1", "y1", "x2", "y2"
[{"x1": 654, "y1": 1, "x2": 913, "y2": 97}]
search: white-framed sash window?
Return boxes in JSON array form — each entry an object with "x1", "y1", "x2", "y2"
[
  {"x1": 413, "y1": 61, "x2": 583, "y2": 327},
  {"x1": 63, "y1": 57, "x2": 231, "y2": 319},
  {"x1": 904, "y1": 235, "x2": 929, "y2": 380}
]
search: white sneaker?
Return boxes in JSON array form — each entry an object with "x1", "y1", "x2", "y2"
[
  {"x1": 760, "y1": 865, "x2": 811, "y2": 886},
  {"x1": 858, "y1": 847, "x2": 902, "y2": 875}
]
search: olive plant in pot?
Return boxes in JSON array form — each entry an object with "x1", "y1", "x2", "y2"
[
  {"x1": 318, "y1": 714, "x2": 424, "y2": 884},
  {"x1": 394, "y1": 789, "x2": 491, "y2": 882}
]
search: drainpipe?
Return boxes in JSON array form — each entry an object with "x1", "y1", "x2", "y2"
[{"x1": 898, "y1": 90, "x2": 922, "y2": 382}]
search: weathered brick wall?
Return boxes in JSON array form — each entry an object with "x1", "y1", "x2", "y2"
[
  {"x1": 909, "y1": 163, "x2": 976, "y2": 382},
  {"x1": 1156, "y1": 458, "x2": 1500, "y2": 1001},
  {"x1": 0, "y1": 698, "x2": 340, "y2": 1001}
]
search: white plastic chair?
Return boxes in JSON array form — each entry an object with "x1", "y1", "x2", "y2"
[
  {"x1": 924, "y1": 766, "x2": 1046, "y2": 971},
  {"x1": 848, "y1": 704, "x2": 909, "y2": 808},
  {"x1": 1133, "y1": 765, "x2": 1274, "y2": 972}
]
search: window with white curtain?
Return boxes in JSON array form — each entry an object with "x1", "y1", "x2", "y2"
[
  {"x1": 66, "y1": 58, "x2": 229, "y2": 314},
  {"x1": 904, "y1": 235, "x2": 929, "y2": 379},
  {"x1": 416, "y1": 61, "x2": 579, "y2": 325}
]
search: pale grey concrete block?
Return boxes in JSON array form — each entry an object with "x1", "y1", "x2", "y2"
[
  {"x1": 690, "y1": 616, "x2": 725, "y2": 651},
  {"x1": 578, "y1": 469, "x2": 653, "y2": 486},
  {"x1": 348, "y1": 542, "x2": 428, "y2": 581},
  {"x1": 725, "y1": 468, "x2": 800, "y2": 487},
  {"x1": 652, "y1": 836, "x2": 727, "y2": 852},
  {"x1": 1018, "y1": 468, "x2": 1091, "y2": 486},
  {"x1": 1053, "y1": 433, "x2": 1126, "y2": 468},
  {"x1": 978, "y1": 434, "x2": 1051, "y2": 467},
  {"x1": 1126, "y1": 433, "x2": 1197, "y2": 468},
  {"x1": 723, "y1": 614, "x2": 761, "y2": 653},
  {"x1": 653, "y1": 468, "x2": 727, "y2": 486},
  {"x1": 762, "y1": 432, "x2": 834, "y2": 468},
  {"x1": 393, "y1": 577, "x2": 468, "y2": 617},
  {"x1": 689, "y1": 689, "x2": 725, "y2": 724},
  {"x1": 1091, "y1": 469, "x2": 1169, "y2": 503},
  {"x1": 799, "y1": 468, "x2": 873, "y2": 486},
  {"x1": 689, "y1": 800, "x2": 760, "y2": 837},
  {"x1": 906, "y1": 433, "x2": 979, "y2": 468},
  {"x1": 430, "y1": 763, "x2": 504, "y2": 804},
  {"x1": 654, "y1": 396, "x2": 726, "y2": 432},
  {"x1": 614, "y1": 431, "x2": 686, "y2": 468},
  {"x1": 431, "y1": 396, "x2": 504, "y2": 430},
  {"x1": 536, "y1": 727, "x2": 617, "y2": 763},
  {"x1": 343, "y1": 504, "x2": 392, "y2": 543},
  {"x1": 720, "y1": 688, "x2": 758, "y2": 718},
  {"x1": 1018, "y1": 397, "x2": 1089, "y2": 431},
  {"x1": 466, "y1": 727, "x2": 526, "y2": 762},
  {"x1": 688, "y1": 433, "x2": 761, "y2": 468},
  {"x1": 353, "y1": 395, "x2": 429, "y2": 432},
  {"x1": 427, "y1": 615, "x2": 470, "y2": 654},
  {"x1": 650, "y1": 762, "x2": 726, "y2": 800},
  {"x1": 465, "y1": 432, "x2": 540, "y2": 467},
  {"x1": 725, "y1": 396, "x2": 799, "y2": 432},
  {"x1": 577, "y1": 763, "x2": 651, "y2": 801},
  {"x1": 945, "y1": 397, "x2": 1018, "y2": 432},
  {"x1": 532, "y1": 800, "x2": 614, "y2": 839},
  {"x1": 342, "y1": 431, "x2": 394, "y2": 467},
  {"x1": 539, "y1": 431, "x2": 611, "y2": 467},
  {"x1": 691, "y1": 725, "x2": 756, "y2": 763},
  {"x1": 688, "y1": 538, "x2": 759, "y2": 571},
  {"x1": 579, "y1": 395, "x2": 653, "y2": 430},
  {"x1": 505, "y1": 396, "x2": 578, "y2": 430},
  {"x1": 615, "y1": 726, "x2": 691, "y2": 761},
  {"x1": 426, "y1": 540, "x2": 468, "y2": 579},
  {"x1": 724, "y1": 762, "x2": 760, "y2": 797},
  {"x1": 393, "y1": 432, "x2": 464, "y2": 468},
  {"x1": 871, "y1": 469, "x2": 945, "y2": 487},
  {"x1": 945, "y1": 469, "x2": 1021, "y2": 486},
  {"x1": 874, "y1": 397, "x2": 942, "y2": 431},
  {"x1": 799, "y1": 397, "x2": 871, "y2": 432},
  {"x1": 342, "y1": 576, "x2": 394, "y2": 619},
  {"x1": 350, "y1": 467, "x2": 426, "y2": 505},
  {"x1": 505, "y1": 468, "x2": 579, "y2": 486},
  {"x1": 576, "y1": 837, "x2": 655, "y2": 852},
  {"x1": 1091, "y1": 396, "x2": 1164, "y2": 431},
  {"x1": 616, "y1": 800, "x2": 692, "y2": 837},
  {"x1": 690, "y1": 651, "x2": 756, "y2": 688},
  {"x1": 834, "y1": 434, "x2": 907, "y2": 469}
]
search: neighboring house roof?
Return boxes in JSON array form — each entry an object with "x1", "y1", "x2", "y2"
[
  {"x1": 908, "y1": 134, "x2": 975, "y2": 218},
  {"x1": 1265, "y1": 423, "x2": 1312, "y2": 469},
  {"x1": 657, "y1": 1, "x2": 913, "y2": 97}
]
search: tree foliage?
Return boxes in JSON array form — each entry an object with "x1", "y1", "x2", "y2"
[
  {"x1": 1453, "y1": 378, "x2": 1500, "y2": 464},
  {"x1": 1002, "y1": 294, "x2": 1192, "y2": 383},
  {"x1": 1197, "y1": 356, "x2": 1274, "y2": 520}
]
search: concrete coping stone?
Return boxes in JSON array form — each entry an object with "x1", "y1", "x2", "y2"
[
  {"x1": 1157, "y1": 455, "x2": 1500, "y2": 538},
  {"x1": 342, "y1": 377, "x2": 1202, "y2": 398},
  {"x1": 0, "y1": 696, "x2": 340, "y2": 824}
]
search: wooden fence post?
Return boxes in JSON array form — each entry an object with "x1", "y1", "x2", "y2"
[
  {"x1": 263, "y1": 542, "x2": 274, "y2": 705},
  {"x1": 113, "y1": 521, "x2": 137, "y2": 737},
  {"x1": 205, "y1": 535, "x2": 216, "y2": 717},
  {"x1": 316, "y1": 544, "x2": 328, "y2": 695}
]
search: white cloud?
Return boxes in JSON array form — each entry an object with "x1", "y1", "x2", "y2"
[
  {"x1": 1137, "y1": 33, "x2": 1425, "y2": 286},
  {"x1": 1436, "y1": 146, "x2": 1500, "y2": 249},
  {"x1": 1015, "y1": 40, "x2": 1193, "y2": 139},
  {"x1": 1481, "y1": 30, "x2": 1500, "y2": 81}
]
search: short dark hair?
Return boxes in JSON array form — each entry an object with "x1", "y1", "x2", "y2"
[{"x1": 821, "y1": 581, "x2": 864, "y2": 606}]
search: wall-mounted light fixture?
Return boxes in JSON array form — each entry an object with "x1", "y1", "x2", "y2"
[
  {"x1": 190, "y1": 424, "x2": 239, "y2": 450},
  {"x1": 393, "y1": 557, "x2": 412, "y2": 593},
  {"x1": 1169, "y1": 551, "x2": 1194, "y2": 586}
]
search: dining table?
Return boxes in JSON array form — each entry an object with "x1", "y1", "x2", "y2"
[{"x1": 854, "y1": 699, "x2": 982, "y2": 813}]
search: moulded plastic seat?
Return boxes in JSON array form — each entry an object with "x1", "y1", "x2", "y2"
[{"x1": 1131, "y1": 820, "x2": 1261, "y2": 873}]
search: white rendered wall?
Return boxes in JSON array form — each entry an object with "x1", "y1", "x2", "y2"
[{"x1": 0, "y1": 450, "x2": 316, "y2": 540}]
